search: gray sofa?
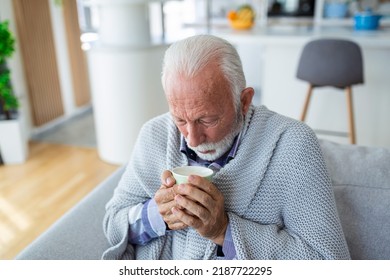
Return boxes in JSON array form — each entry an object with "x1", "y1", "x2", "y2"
[{"x1": 16, "y1": 139, "x2": 390, "y2": 260}]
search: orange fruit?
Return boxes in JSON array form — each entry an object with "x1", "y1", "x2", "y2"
[{"x1": 227, "y1": 10, "x2": 237, "y2": 20}]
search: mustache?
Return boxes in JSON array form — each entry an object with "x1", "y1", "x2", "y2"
[{"x1": 186, "y1": 113, "x2": 244, "y2": 161}]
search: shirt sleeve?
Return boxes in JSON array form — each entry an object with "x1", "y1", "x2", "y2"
[
  {"x1": 128, "y1": 198, "x2": 166, "y2": 245},
  {"x1": 222, "y1": 223, "x2": 236, "y2": 259}
]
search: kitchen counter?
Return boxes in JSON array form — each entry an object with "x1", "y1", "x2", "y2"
[
  {"x1": 212, "y1": 24, "x2": 390, "y2": 47},
  {"x1": 211, "y1": 25, "x2": 390, "y2": 149}
]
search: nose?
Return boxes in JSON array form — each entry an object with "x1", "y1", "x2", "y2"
[{"x1": 185, "y1": 123, "x2": 205, "y2": 147}]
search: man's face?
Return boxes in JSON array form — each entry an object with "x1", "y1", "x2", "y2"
[{"x1": 165, "y1": 66, "x2": 240, "y2": 161}]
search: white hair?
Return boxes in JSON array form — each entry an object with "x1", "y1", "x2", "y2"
[{"x1": 161, "y1": 34, "x2": 246, "y2": 110}]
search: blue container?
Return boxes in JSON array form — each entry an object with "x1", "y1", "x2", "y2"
[
  {"x1": 354, "y1": 11, "x2": 382, "y2": 30},
  {"x1": 324, "y1": 3, "x2": 348, "y2": 18}
]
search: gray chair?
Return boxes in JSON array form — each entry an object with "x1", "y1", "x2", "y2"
[{"x1": 296, "y1": 38, "x2": 364, "y2": 144}]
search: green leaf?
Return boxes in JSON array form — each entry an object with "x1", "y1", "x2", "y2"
[
  {"x1": 0, "y1": 20, "x2": 18, "y2": 116},
  {"x1": 0, "y1": 20, "x2": 16, "y2": 60}
]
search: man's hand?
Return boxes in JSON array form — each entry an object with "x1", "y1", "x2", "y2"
[
  {"x1": 171, "y1": 175, "x2": 228, "y2": 246},
  {"x1": 154, "y1": 170, "x2": 188, "y2": 230}
]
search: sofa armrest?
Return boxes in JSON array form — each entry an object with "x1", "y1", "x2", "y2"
[{"x1": 15, "y1": 166, "x2": 125, "y2": 260}]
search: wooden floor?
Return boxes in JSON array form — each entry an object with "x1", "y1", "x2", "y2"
[{"x1": 0, "y1": 141, "x2": 119, "y2": 259}]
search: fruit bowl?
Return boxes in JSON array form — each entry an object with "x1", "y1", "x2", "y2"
[
  {"x1": 227, "y1": 5, "x2": 255, "y2": 30},
  {"x1": 229, "y1": 20, "x2": 254, "y2": 30}
]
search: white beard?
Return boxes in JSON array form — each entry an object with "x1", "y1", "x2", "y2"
[
  {"x1": 187, "y1": 129, "x2": 238, "y2": 161},
  {"x1": 186, "y1": 113, "x2": 244, "y2": 161}
]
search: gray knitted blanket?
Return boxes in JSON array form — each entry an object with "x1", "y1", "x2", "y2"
[{"x1": 102, "y1": 105, "x2": 350, "y2": 260}]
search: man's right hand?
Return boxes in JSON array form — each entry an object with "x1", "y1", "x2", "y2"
[{"x1": 154, "y1": 170, "x2": 188, "y2": 230}]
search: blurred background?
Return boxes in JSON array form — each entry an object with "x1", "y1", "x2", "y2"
[{"x1": 0, "y1": 0, "x2": 389, "y2": 259}]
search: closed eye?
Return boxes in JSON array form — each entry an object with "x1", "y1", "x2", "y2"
[
  {"x1": 199, "y1": 118, "x2": 219, "y2": 127},
  {"x1": 172, "y1": 116, "x2": 219, "y2": 127},
  {"x1": 174, "y1": 118, "x2": 186, "y2": 126}
]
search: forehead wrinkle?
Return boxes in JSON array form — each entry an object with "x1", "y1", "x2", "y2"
[
  {"x1": 171, "y1": 98, "x2": 214, "y2": 121},
  {"x1": 167, "y1": 64, "x2": 231, "y2": 121}
]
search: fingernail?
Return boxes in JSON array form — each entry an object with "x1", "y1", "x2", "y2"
[{"x1": 166, "y1": 177, "x2": 173, "y2": 185}]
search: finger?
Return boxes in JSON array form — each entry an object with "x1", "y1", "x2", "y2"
[
  {"x1": 157, "y1": 196, "x2": 186, "y2": 218},
  {"x1": 155, "y1": 189, "x2": 176, "y2": 208},
  {"x1": 162, "y1": 211, "x2": 188, "y2": 229},
  {"x1": 175, "y1": 183, "x2": 213, "y2": 210},
  {"x1": 166, "y1": 222, "x2": 188, "y2": 231},
  {"x1": 172, "y1": 206, "x2": 202, "y2": 229},
  {"x1": 187, "y1": 175, "x2": 219, "y2": 200},
  {"x1": 174, "y1": 194, "x2": 209, "y2": 221},
  {"x1": 161, "y1": 170, "x2": 175, "y2": 187}
]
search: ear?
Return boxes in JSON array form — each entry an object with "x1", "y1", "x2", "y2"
[{"x1": 240, "y1": 87, "x2": 255, "y2": 115}]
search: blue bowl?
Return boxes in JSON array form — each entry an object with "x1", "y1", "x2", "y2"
[{"x1": 354, "y1": 13, "x2": 382, "y2": 30}]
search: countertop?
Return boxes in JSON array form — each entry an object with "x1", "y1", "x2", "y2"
[{"x1": 211, "y1": 25, "x2": 390, "y2": 48}]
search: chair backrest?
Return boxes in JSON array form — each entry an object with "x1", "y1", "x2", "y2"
[{"x1": 296, "y1": 38, "x2": 364, "y2": 88}]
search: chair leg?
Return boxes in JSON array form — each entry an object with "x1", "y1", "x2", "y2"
[
  {"x1": 345, "y1": 86, "x2": 356, "y2": 144},
  {"x1": 300, "y1": 85, "x2": 313, "y2": 122}
]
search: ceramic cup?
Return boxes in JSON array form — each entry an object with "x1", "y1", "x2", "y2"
[{"x1": 171, "y1": 166, "x2": 214, "y2": 184}]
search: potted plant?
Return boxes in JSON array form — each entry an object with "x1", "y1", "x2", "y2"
[
  {"x1": 0, "y1": 20, "x2": 18, "y2": 119},
  {"x1": 0, "y1": 19, "x2": 27, "y2": 164}
]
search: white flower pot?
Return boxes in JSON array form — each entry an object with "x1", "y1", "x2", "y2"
[{"x1": 0, "y1": 119, "x2": 28, "y2": 164}]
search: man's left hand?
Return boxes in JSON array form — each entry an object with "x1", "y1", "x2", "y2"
[{"x1": 171, "y1": 175, "x2": 228, "y2": 246}]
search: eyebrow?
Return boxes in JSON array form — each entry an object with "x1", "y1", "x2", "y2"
[{"x1": 172, "y1": 114, "x2": 219, "y2": 122}]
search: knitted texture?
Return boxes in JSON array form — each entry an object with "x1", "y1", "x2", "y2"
[{"x1": 102, "y1": 105, "x2": 350, "y2": 260}]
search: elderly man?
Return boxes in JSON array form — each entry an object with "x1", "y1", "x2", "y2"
[{"x1": 102, "y1": 34, "x2": 350, "y2": 260}]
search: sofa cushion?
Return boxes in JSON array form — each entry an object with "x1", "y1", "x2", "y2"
[{"x1": 319, "y1": 140, "x2": 390, "y2": 259}]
